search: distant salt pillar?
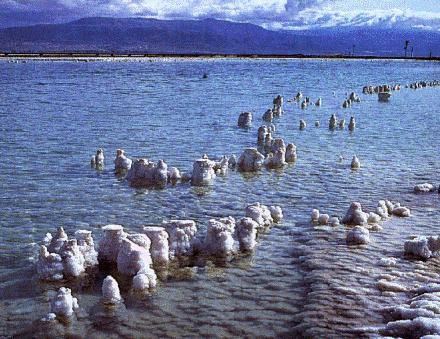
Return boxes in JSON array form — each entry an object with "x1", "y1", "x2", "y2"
[
  {"x1": 351, "y1": 155, "x2": 360, "y2": 170},
  {"x1": 238, "y1": 112, "x2": 252, "y2": 128},
  {"x1": 348, "y1": 116, "x2": 356, "y2": 131}
]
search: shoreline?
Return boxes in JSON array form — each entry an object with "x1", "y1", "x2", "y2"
[{"x1": 1, "y1": 52, "x2": 439, "y2": 61}]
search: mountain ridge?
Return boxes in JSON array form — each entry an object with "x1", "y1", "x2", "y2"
[{"x1": 1, "y1": 17, "x2": 439, "y2": 57}]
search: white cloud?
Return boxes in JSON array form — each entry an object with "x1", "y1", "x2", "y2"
[{"x1": 1, "y1": 0, "x2": 440, "y2": 31}]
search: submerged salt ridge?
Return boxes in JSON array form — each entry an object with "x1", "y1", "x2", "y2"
[{"x1": 0, "y1": 58, "x2": 439, "y2": 338}]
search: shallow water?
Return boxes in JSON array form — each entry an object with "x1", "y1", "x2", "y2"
[{"x1": 0, "y1": 57, "x2": 439, "y2": 338}]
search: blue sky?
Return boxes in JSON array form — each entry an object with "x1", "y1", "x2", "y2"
[{"x1": 1, "y1": 0, "x2": 440, "y2": 30}]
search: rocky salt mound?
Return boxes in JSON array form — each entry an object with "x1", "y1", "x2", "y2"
[
  {"x1": 380, "y1": 283, "x2": 440, "y2": 337},
  {"x1": 404, "y1": 236, "x2": 440, "y2": 260},
  {"x1": 114, "y1": 149, "x2": 132, "y2": 174},
  {"x1": 37, "y1": 227, "x2": 98, "y2": 281}
]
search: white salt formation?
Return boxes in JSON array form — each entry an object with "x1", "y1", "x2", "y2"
[
  {"x1": 367, "y1": 212, "x2": 382, "y2": 225},
  {"x1": 262, "y1": 109, "x2": 273, "y2": 122},
  {"x1": 272, "y1": 95, "x2": 283, "y2": 116},
  {"x1": 342, "y1": 202, "x2": 368, "y2": 226},
  {"x1": 37, "y1": 246, "x2": 64, "y2": 281},
  {"x1": 236, "y1": 217, "x2": 259, "y2": 251},
  {"x1": 75, "y1": 230, "x2": 98, "y2": 267},
  {"x1": 338, "y1": 119, "x2": 345, "y2": 129},
  {"x1": 318, "y1": 214, "x2": 330, "y2": 225},
  {"x1": 114, "y1": 149, "x2": 132, "y2": 173},
  {"x1": 269, "y1": 205, "x2": 283, "y2": 222},
  {"x1": 346, "y1": 226, "x2": 370, "y2": 245},
  {"x1": 98, "y1": 224, "x2": 126, "y2": 263},
  {"x1": 285, "y1": 143, "x2": 297, "y2": 162},
  {"x1": 126, "y1": 158, "x2": 168, "y2": 187},
  {"x1": 299, "y1": 119, "x2": 307, "y2": 130},
  {"x1": 404, "y1": 235, "x2": 440, "y2": 260},
  {"x1": 414, "y1": 183, "x2": 436, "y2": 193},
  {"x1": 204, "y1": 217, "x2": 237, "y2": 256},
  {"x1": 168, "y1": 167, "x2": 182, "y2": 183},
  {"x1": 37, "y1": 227, "x2": 98, "y2": 281},
  {"x1": 99, "y1": 225, "x2": 157, "y2": 290},
  {"x1": 102, "y1": 275, "x2": 122, "y2": 304},
  {"x1": 311, "y1": 209, "x2": 320, "y2": 222},
  {"x1": 191, "y1": 157, "x2": 216, "y2": 185},
  {"x1": 238, "y1": 112, "x2": 252, "y2": 128},
  {"x1": 351, "y1": 155, "x2": 361, "y2": 169},
  {"x1": 162, "y1": 220, "x2": 197, "y2": 257},
  {"x1": 392, "y1": 203, "x2": 411, "y2": 217},
  {"x1": 381, "y1": 282, "x2": 440, "y2": 337},
  {"x1": 213, "y1": 155, "x2": 230, "y2": 175},
  {"x1": 329, "y1": 114, "x2": 337, "y2": 130},
  {"x1": 264, "y1": 138, "x2": 286, "y2": 169},
  {"x1": 256, "y1": 125, "x2": 269, "y2": 143},
  {"x1": 49, "y1": 287, "x2": 79, "y2": 318},
  {"x1": 143, "y1": 226, "x2": 170, "y2": 265},
  {"x1": 329, "y1": 217, "x2": 340, "y2": 226},
  {"x1": 348, "y1": 116, "x2": 356, "y2": 132},
  {"x1": 376, "y1": 200, "x2": 391, "y2": 219},
  {"x1": 237, "y1": 148, "x2": 265, "y2": 172},
  {"x1": 91, "y1": 148, "x2": 104, "y2": 168},
  {"x1": 245, "y1": 202, "x2": 274, "y2": 228},
  {"x1": 116, "y1": 237, "x2": 152, "y2": 275}
]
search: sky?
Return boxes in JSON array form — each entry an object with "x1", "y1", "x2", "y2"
[{"x1": 1, "y1": 0, "x2": 440, "y2": 30}]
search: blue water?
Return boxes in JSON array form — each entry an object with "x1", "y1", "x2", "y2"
[{"x1": 0, "y1": 57, "x2": 439, "y2": 338}]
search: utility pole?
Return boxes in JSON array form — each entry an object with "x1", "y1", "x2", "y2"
[
  {"x1": 352, "y1": 44, "x2": 355, "y2": 56},
  {"x1": 411, "y1": 46, "x2": 414, "y2": 58}
]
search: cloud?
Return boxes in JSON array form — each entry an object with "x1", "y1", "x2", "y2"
[{"x1": 1, "y1": 0, "x2": 440, "y2": 31}]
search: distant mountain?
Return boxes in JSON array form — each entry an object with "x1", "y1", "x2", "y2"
[{"x1": 0, "y1": 17, "x2": 439, "y2": 57}]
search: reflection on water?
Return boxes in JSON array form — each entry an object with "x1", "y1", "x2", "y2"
[{"x1": 0, "y1": 58, "x2": 439, "y2": 337}]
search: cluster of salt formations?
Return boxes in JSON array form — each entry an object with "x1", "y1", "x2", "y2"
[
  {"x1": 408, "y1": 80, "x2": 440, "y2": 90},
  {"x1": 125, "y1": 158, "x2": 169, "y2": 187},
  {"x1": 90, "y1": 148, "x2": 105, "y2": 169},
  {"x1": 380, "y1": 283, "x2": 440, "y2": 337},
  {"x1": 310, "y1": 209, "x2": 340, "y2": 226},
  {"x1": 42, "y1": 287, "x2": 79, "y2": 322},
  {"x1": 237, "y1": 148, "x2": 265, "y2": 172},
  {"x1": 98, "y1": 224, "x2": 157, "y2": 290},
  {"x1": 290, "y1": 91, "x2": 321, "y2": 110},
  {"x1": 362, "y1": 83, "x2": 403, "y2": 95},
  {"x1": 202, "y1": 203, "x2": 283, "y2": 256},
  {"x1": 238, "y1": 136, "x2": 297, "y2": 172},
  {"x1": 114, "y1": 149, "x2": 132, "y2": 174},
  {"x1": 37, "y1": 227, "x2": 98, "y2": 281},
  {"x1": 342, "y1": 92, "x2": 361, "y2": 108},
  {"x1": 340, "y1": 200, "x2": 411, "y2": 245},
  {"x1": 237, "y1": 112, "x2": 253, "y2": 128},
  {"x1": 162, "y1": 220, "x2": 198, "y2": 258},
  {"x1": 414, "y1": 183, "x2": 438, "y2": 193},
  {"x1": 328, "y1": 114, "x2": 355, "y2": 131},
  {"x1": 404, "y1": 235, "x2": 440, "y2": 260}
]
